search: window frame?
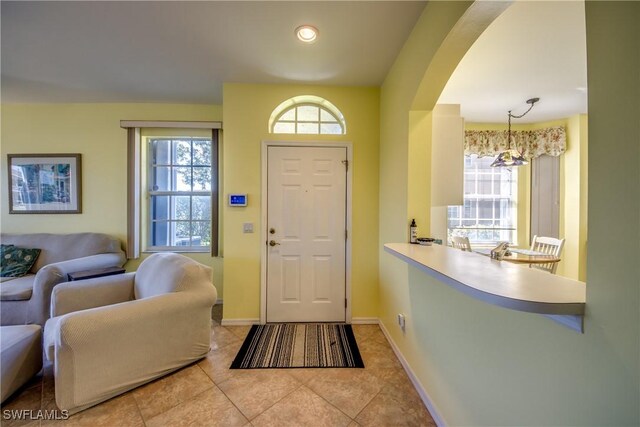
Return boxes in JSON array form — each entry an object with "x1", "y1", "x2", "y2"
[
  {"x1": 122, "y1": 122, "x2": 221, "y2": 259},
  {"x1": 272, "y1": 103, "x2": 344, "y2": 135},
  {"x1": 146, "y1": 136, "x2": 213, "y2": 253},
  {"x1": 268, "y1": 95, "x2": 346, "y2": 135},
  {"x1": 448, "y1": 154, "x2": 519, "y2": 246}
]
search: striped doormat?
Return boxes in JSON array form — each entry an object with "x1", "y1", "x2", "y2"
[{"x1": 230, "y1": 323, "x2": 364, "y2": 369}]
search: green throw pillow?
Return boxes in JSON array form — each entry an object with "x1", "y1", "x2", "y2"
[
  {"x1": 0, "y1": 244, "x2": 15, "y2": 258},
  {"x1": 0, "y1": 246, "x2": 41, "y2": 278}
]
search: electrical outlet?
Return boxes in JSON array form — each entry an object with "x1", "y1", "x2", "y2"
[
  {"x1": 243, "y1": 223, "x2": 254, "y2": 233},
  {"x1": 397, "y1": 313, "x2": 406, "y2": 331}
]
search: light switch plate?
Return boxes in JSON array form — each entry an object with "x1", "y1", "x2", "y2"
[{"x1": 243, "y1": 223, "x2": 254, "y2": 233}]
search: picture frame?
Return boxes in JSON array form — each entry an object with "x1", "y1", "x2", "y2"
[{"x1": 7, "y1": 154, "x2": 82, "y2": 214}]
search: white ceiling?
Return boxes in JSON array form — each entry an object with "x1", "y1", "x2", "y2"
[
  {"x1": 438, "y1": 0, "x2": 588, "y2": 123},
  {"x1": 2, "y1": 1, "x2": 587, "y2": 124},
  {"x1": 1, "y1": 1, "x2": 426, "y2": 104}
]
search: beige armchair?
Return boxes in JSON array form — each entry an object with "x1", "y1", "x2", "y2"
[{"x1": 43, "y1": 253, "x2": 217, "y2": 415}]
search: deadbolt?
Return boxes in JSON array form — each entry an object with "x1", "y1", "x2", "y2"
[
  {"x1": 269, "y1": 228, "x2": 276, "y2": 234},
  {"x1": 269, "y1": 240, "x2": 281, "y2": 247}
]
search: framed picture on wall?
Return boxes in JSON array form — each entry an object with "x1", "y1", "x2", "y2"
[{"x1": 7, "y1": 154, "x2": 82, "y2": 214}]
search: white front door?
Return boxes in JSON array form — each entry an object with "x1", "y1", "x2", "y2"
[{"x1": 266, "y1": 145, "x2": 347, "y2": 323}]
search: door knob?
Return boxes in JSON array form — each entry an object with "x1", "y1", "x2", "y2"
[{"x1": 269, "y1": 240, "x2": 281, "y2": 247}]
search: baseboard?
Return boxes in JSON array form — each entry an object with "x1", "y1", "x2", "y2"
[
  {"x1": 350, "y1": 317, "x2": 380, "y2": 325},
  {"x1": 220, "y1": 318, "x2": 259, "y2": 326},
  {"x1": 378, "y1": 321, "x2": 446, "y2": 427}
]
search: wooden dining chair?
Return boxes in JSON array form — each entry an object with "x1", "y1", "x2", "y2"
[
  {"x1": 451, "y1": 236, "x2": 472, "y2": 252},
  {"x1": 530, "y1": 235, "x2": 565, "y2": 273}
]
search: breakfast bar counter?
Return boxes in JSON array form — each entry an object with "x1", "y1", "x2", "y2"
[{"x1": 384, "y1": 243, "x2": 585, "y2": 316}]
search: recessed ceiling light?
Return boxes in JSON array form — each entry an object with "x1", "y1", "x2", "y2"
[{"x1": 295, "y1": 25, "x2": 318, "y2": 43}]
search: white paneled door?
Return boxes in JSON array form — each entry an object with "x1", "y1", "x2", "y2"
[{"x1": 266, "y1": 146, "x2": 347, "y2": 322}]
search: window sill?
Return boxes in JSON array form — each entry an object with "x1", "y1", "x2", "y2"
[{"x1": 384, "y1": 243, "x2": 585, "y2": 332}]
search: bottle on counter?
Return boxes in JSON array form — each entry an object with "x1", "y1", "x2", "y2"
[{"x1": 410, "y1": 219, "x2": 418, "y2": 244}]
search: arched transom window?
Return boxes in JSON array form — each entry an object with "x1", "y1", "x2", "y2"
[{"x1": 269, "y1": 95, "x2": 346, "y2": 135}]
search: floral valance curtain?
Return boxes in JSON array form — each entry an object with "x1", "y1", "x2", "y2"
[{"x1": 464, "y1": 126, "x2": 566, "y2": 159}]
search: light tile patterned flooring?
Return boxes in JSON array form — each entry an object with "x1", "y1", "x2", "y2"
[{"x1": 2, "y1": 306, "x2": 436, "y2": 426}]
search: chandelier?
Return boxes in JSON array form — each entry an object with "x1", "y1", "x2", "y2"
[{"x1": 491, "y1": 97, "x2": 540, "y2": 167}]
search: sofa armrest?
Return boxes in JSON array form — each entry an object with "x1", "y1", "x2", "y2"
[
  {"x1": 28, "y1": 253, "x2": 127, "y2": 326},
  {"x1": 51, "y1": 273, "x2": 135, "y2": 317},
  {"x1": 51, "y1": 289, "x2": 216, "y2": 413},
  {"x1": 45, "y1": 253, "x2": 126, "y2": 276}
]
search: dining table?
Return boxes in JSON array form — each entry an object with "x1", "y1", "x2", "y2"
[{"x1": 473, "y1": 247, "x2": 561, "y2": 265}]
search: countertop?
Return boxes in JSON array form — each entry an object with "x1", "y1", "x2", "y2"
[{"x1": 384, "y1": 243, "x2": 585, "y2": 315}]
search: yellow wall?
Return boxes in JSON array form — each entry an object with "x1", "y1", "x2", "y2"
[
  {"x1": 408, "y1": 110, "x2": 432, "y2": 239},
  {"x1": 0, "y1": 103, "x2": 224, "y2": 296},
  {"x1": 562, "y1": 114, "x2": 588, "y2": 281},
  {"x1": 379, "y1": 1, "x2": 638, "y2": 425},
  {"x1": 222, "y1": 84, "x2": 380, "y2": 321}
]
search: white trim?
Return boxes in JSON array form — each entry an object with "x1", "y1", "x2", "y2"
[
  {"x1": 260, "y1": 140, "x2": 353, "y2": 324},
  {"x1": 351, "y1": 317, "x2": 380, "y2": 325},
  {"x1": 120, "y1": 120, "x2": 222, "y2": 129},
  {"x1": 378, "y1": 321, "x2": 446, "y2": 427},
  {"x1": 221, "y1": 318, "x2": 260, "y2": 326},
  {"x1": 216, "y1": 299, "x2": 223, "y2": 305}
]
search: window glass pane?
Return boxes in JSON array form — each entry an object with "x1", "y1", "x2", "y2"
[
  {"x1": 464, "y1": 174, "x2": 475, "y2": 195},
  {"x1": 280, "y1": 109, "x2": 296, "y2": 121},
  {"x1": 320, "y1": 123, "x2": 343, "y2": 134},
  {"x1": 478, "y1": 200, "x2": 493, "y2": 219},
  {"x1": 173, "y1": 221, "x2": 192, "y2": 246},
  {"x1": 174, "y1": 167, "x2": 192, "y2": 191},
  {"x1": 447, "y1": 206, "x2": 461, "y2": 229},
  {"x1": 150, "y1": 221, "x2": 170, "y2": 247},
  {"x1": 192, "y1": 140, "x2": 211, "y2": 166},
  {"x1": 297, "y1": 122, "x2": 319, "y2": 134},
  {"x1": 151, "y1": 140, "x2": 171, "y2": 165},
  {"x1": 493, "y1": 174, "x2": 501, "y2": 194},
  {"x1": 192, "y1": 196, "x2": 211, "y2": 220},
  {"x1": 191, "y1": 167, "x2": 211, "y2": 191},
  {"x1": 174, "y1": 196, "x2": 191, "y2": 220},
  {"x1": 273, "y1": 122, "x2": 295, "y2": 134},
  {"x1": 297, "y1": 105, "x2": 318, "y2": 121},
  {"x1": 150, "y1": 167, "x2": 171, "y2": 191},
  {"x1": 478, "y1": 174, "x2": 492, "y2": 194},
  {"x1": 320, "y1": 109, "x2": 337, "y2": 122},
  {"x1": 150, "y1": 195, "x2": 170, "y2": 220},
  {"x1": 464, "y1": 156, "x2": 473, "y2": 168},
  {"x1": 173, "y1": 140, "x2": 192, "y2": 165},
  {"x1": 192, "y1": 222, "x2": 211, "y2": 246}
]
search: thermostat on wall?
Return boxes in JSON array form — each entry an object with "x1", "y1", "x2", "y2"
[{"x1": 228, "y1": 194, "x2": 248, "y2": 207}]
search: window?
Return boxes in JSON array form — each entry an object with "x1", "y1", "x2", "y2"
[
  {"x1": 447, "y1": 155, "x2": 518, "y2": 245},
  {"x1": 148, "y1": 137, "x2": 213, "y2": 251},
  {"x1": 269, "y1": 95, "x2": 346, "y2": 135}
]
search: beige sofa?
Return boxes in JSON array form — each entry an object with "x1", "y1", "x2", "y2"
[
  {"x1": 44, "y1": 252, "x2": 217, "y2": 414},
  {"x1": 1, "y1": 233, "x2": 126, "y2": 326},
  {"x1": 1, "y1": 325, "x2": 42, "y2": 403}
]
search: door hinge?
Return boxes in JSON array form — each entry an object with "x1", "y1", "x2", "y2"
[
  {"x1": 342, "y1": 160, "x2": 348, "y2": 171},
  {"x1": 345, "y1": 229, "x2": 348, "y2": 240},
  {"x1": 345, "y1": 298, "x2": 347, "y2": 308}
]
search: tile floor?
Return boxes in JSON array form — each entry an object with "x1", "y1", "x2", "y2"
[{"x1": 1, "y1": 306, "x2": 436, "y2": 426}]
